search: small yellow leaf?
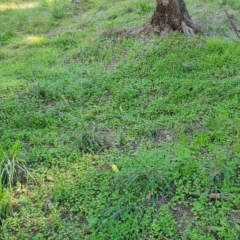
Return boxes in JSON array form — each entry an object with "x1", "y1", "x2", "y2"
[
  {"x1": 111, "y1": 164, "x2": 119, "y2": 172},
  {"x1": 146, "y1": 192, "x2": 152, "y2": 200}
]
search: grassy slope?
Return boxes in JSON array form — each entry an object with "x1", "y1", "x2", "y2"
[{"x1": 0, "y1": 0, "x2": 240, "y2": 239}]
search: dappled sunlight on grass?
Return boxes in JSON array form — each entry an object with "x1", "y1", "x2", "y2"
[
  {"x1": 22, "y1": 36, "x2": 45, "y2": 45},
  {"x1": 0, "y1": 2, "x2": 39, "y2": 11},
  {"x1": 0, "y1": 78, "x2": 23, "y2": 100}
]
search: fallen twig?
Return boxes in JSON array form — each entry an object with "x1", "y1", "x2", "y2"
[
  {"x1": 189, "y1": 192, "x2": 230, "y2": 201},
  {"x1": 223, "y1": 8, "x2": 240, "y2": 40},
  {"x1": 217, "y1": 0, "x2": 240, "y2": 40}
]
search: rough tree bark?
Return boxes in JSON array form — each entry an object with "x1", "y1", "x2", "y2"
[
  {"x1": 103, "y1": 0, "x2": 203, "y2": 38},
  {"x1": 151, "y1": 0, "x2": 202, "y2": 36}
]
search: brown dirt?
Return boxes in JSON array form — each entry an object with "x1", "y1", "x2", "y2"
[{"x1": 170, "y1": 204, "x2": 194, "y2": 236}]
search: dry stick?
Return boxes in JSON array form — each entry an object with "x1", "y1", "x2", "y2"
[
  {"x1": 189, "y1": 192, "x2": 236, "y2": 201},
  {"x1": 217, "y1": 0, "x2": 240, "y2": 40},
  {"x1": 223, "y1": 8, "x2": 240, "y2": 40}
]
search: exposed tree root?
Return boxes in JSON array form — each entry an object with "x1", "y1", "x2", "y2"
[
  {"x1": 102, "y1": 20, "x2": 203, "y2": 39},
  {"x1": 102, "y1": 23, "x2": 153, "y2": 39},
  {"x1": 181, "y1": 21, "x2": 194, "y2": 37}
]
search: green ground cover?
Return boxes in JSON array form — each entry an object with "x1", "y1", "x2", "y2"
[{"x1": 1, "y1": 0, "x2": 240, "y2": 239}]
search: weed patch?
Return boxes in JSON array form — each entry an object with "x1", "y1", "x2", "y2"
[{"x1": 1, "y1": 0, "x2": 240, "y2": 239}]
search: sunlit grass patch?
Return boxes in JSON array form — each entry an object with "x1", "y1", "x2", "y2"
[
  {"x1": 0, "y1": 2, "x2": 39, "y2": 11},
  {"x1": 22, "y1": 36, "x2": 45, "y2": 45},
  {"x1": 0, "y1": 77, "x2": 26, "y2": 101}
]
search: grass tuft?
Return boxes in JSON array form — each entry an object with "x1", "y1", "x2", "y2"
[{"x1": 0, "y1": 141, "x2": 33, "y2": 190}]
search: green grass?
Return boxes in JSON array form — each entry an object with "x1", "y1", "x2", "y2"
[{"x1": 1, "y1": 0, "x2": 240, "y2": 239}]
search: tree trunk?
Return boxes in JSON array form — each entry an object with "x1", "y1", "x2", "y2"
[
  {"x1": 151, "y1": 0, "x2": 202, "y2": 36},
  {"x1": 102, "y1": 0, "x2": 202, "y2": 38}
]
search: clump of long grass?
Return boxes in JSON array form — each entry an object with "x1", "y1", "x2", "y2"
[{"x1": 0, "y1": 140, "x2": 33, "y2": 190}]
